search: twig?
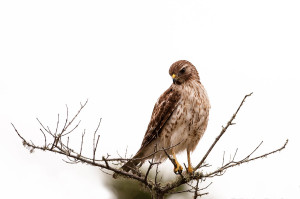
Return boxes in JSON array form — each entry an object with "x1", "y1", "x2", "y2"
[
  {"x1": 193, "y1": 179, "x2": 200, "y2": 199},
  {"x1": 55, "y1": 114, "x2": 60, "y2": 136},
  {"x1": 162, "y1": 147, "x2": 177, "y2": 169},
  {"x1": 204, "y1": 139, "x2": 288, "y2": 178},
  {"x1": 62, "y1": 100, "x2": 88, "y2": 134},
  {"x1": 36, "y1": 118, "x2": 54, "y2": 137},
  {"x1": 144, "y1": 161, "x2": 153, "y2": 181},
  {"x1": 39, "y1": 129, "x2": 47, "y2": 148},
  {"x1": 11, "y1": 123, "x2": 27, "y2": 144},
  {"x1": 200, "y1": 182, "x2": 213, "y2": 191},
  {"x1": 93, "y1": 118, "x2": 102, "y2": 162},
  {"x1": 62, "y1": 120, "x2": 81, "y2": 137},
  {"x1": 194, "y1": 92, "x2": 253, "y2": 171},
  {"x1": 155, "y1": 164, "x2": 159, "y2": 186},
  {"x1": 232, "y1": 148, "x2": 238, "y2": 161},
  {"x1": 79, "y1": 130, "x2": 86, "y2": 157},
  {"x1": 244, "y1": 141, "x2": 263, "y2": 159},
  {"x1": 222, "y1": 151, "x2": 225, "y2": 166},
  {"x1": 93, "y1": 135, "x2": 100, "y2": 162},
  {"x1": 63, "y1": 105, "x2": 69, "y2": 131}
]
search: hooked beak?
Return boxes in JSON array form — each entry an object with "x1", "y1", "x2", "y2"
[{"x1": 172, "y1": 74, "x2": 179, "y2": 84}]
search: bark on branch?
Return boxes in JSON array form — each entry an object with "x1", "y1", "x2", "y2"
[{"x1": 12, "y1": 93, "x2": 288, "y2": 198}]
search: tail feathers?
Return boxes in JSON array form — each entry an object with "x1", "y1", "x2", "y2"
[
  {"x1": 113, "y1": 154, "x2": 143, "y2": 179},
  {"x1": 121, "y1": 158, "x2": 140, "y2": 173}
]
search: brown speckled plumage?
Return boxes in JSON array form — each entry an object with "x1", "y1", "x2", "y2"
[{"x1": 121, "y1": 60, "x2": 210, "y2": 173}]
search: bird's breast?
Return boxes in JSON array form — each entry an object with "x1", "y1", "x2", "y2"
[{"x1": 167, "y1": 82, "x2": 210, "y2": 145}]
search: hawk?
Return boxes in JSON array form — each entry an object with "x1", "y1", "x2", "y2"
[{"x1": 119, "y1": 60, "x2": 210, "y2": 175}]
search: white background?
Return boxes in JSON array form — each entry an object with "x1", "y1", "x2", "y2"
[{"x1": 1, "y1": 0, "x2": 299, "y2": 198}]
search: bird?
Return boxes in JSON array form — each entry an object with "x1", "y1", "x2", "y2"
[{"x1": 117, "y1": 60, "x2": 210, "y2": 176}]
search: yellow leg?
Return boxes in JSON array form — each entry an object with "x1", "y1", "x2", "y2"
[
  {"x1": 187, "y1": 149, "x2": 193, "y2": 174},
  {"x1": 172, "y1": 149, "x2": 183, "y2": 174}
]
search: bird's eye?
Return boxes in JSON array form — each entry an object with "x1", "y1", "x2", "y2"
[{"x1": 179, "y1": 68, "x2": 186, "y2": 74}]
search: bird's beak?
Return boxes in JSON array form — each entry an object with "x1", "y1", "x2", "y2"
[{"x1": 172, "y1": 74, "x2": 178, "y2": 84}]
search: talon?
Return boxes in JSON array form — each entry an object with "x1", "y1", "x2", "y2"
[
  {"x1": 187, "y1": 165, "x2": 194, "y2": 174},
  {"x1": 171, "y1": 149, "x2": 182, "y2": 174},
  {"x1": 174, "y1": 163, "x2": 183, "y2": 174}
]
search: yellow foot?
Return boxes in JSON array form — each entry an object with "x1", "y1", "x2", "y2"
[
  {"x1": 173, "y1": 163, "x2": 183, "y2": 174},
  {"x1": 187, "y1": 165, "x2": 194, "y2": 175}
]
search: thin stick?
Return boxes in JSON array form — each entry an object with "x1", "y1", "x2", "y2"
[
  {"x1": 194, "y1": 92, "x2": 253, "y2": 171},
  {"x1": 193, "y1": 179, "x2": 200, "y2": 199},
  {"x1": 36, "y1": 118, "x2": 54, "y2": 137},
  {"x1": 39, "y1": 129, "x2": 47, "y2": 148},
  {"x1": 55, "y1": 114, "x2": 60, "y2": 136},
  {"x1": 205, "y1": 139, "x2": 288, "y2": 178},
  {"x1": 79, "y1": 130, "x2": 86, "y2": 157},
  {"x1": 93, "y1": 118, "x2": 102, "y2": 162}
]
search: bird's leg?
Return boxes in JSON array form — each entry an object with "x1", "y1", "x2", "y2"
[
  {"x1": 172, "y1": 149, "x2": 183, "y2": 174},
  {"x1": 187, "y1": 149, "x2": 193, "y2": 174}
]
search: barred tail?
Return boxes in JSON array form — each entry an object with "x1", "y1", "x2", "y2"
[
  {"x1": 113, "y1": 153, "x2": 143, "y2": 178},
  {"x1": 121, "y1": 158, "x2": 140, "y2": 172}
]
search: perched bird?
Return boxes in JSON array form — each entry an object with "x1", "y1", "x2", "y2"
[{"x1": 118, "y1": 60, "x2": 210, "y2": 175}]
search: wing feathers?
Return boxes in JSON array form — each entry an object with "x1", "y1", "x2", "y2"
[{"x1": 139, "y1": 87, "x2": 181, "y2": 150}]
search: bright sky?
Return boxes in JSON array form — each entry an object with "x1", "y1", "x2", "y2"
[{"x1": 1, "y1": 0, "x2": 300, "y2": 199}]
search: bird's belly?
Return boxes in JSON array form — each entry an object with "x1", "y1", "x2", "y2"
[{"x1": 166, "y1": 102, "x2": 209, "y2": 153}]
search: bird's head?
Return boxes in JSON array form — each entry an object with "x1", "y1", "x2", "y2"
[{"x1": 169, "y1": 60, "x2": 200, "y2": 85}]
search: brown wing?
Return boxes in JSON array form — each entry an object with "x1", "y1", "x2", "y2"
[{"x1": 138, "y1": 86, "x2": 181, "y2": 151}]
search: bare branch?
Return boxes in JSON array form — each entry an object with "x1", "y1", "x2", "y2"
[
  {"x1": 244, "y1": 141, "x2": 263, "y2": 159},
  {"x1": 163, "y1": 147, "x2": 177, "y2": 170},
  {"x1": 232, "y1": 148, "x2": 238, "y2": 161},
  {"x1": 62, "y1": 120, "x2": 81, "y2": 137},
  {"x1": 11, "y1": 94, "x2": 289, "y2": 199},
  {"x1": 221, "y1": 151, "x2": 225, "y2": 166},
  {"x1": 62, "y1": 100, "x2": 88, "y2": 134},
  {"x1": 204, "y1": 139, "x2": 288, "y2": 178},
  {"x1": 11, "y1": 123, "x2": 27, "y2": 145},
  {"x1": 93, "y1": 118, "x2": 102, "y2": 162},
  {"x1": 36, "y1": 118, "x2": 54, "y2": 137},
  {"x1": 195, "y1": 92, "x2": 253, "y2": 171},
  {"x1": 79, "y1": 130, "x2": 86, "y2": 157},
  {"x1": 55, "y1": 114, "x2": 60, "y2": 136},
  {"x1": 93, "y1": 135, "x2": 100, "y2": 162},
  {"x1": 63, "y1": 104, "x2": 69, "y2": 130},
  {"x1": 39, "y1": 128, "x2": 47, "y2": 148},
  {"x1": 193, "y1": 179, "x2": 200, "y2": 199}
]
